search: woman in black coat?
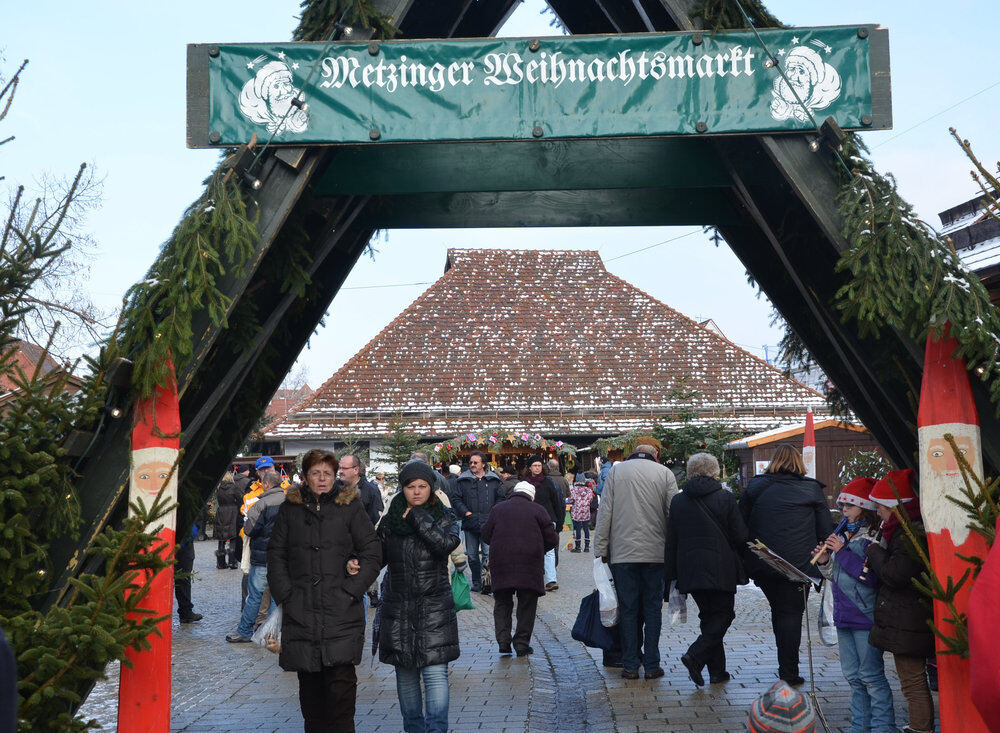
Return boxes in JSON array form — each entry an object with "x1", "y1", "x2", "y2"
[
  {"x1": 482, "y1": 482, "x2": 559, "y2": 656},
  {"x1": 267, "y1": 450, "x2": 381, "y2": 733},
  {"x1": 378, "y1": 461, "x2": 461, "y2": 733},
  {"x1": 522, "y1": 455, "x2": 564, "y2": 591},
  {"x1": 213, "y1": 472, "x2": 244, "y2": 569},
  {"x1": 666, "y1": 453, "x2": 748, "y2": 686},
  {"x1": 738, "y1": 444, "x2": 833, "y2": 685}
]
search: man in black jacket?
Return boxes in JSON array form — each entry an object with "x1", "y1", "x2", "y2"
[
  {"x1": 227, "y1": 470, "x2": 285, "y2": 642},
  {"x1": 451, "y1": 451, "x2": 504, "y2": 592},
  {"x1": 338, "y1": 454, "x2": 384, "y2": 526}
]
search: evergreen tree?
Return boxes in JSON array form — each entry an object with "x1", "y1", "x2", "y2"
[{"x1": 381, "y1": 419, "x2": 420, "y2": 483}]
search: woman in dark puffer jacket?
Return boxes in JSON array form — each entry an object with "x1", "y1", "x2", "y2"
[
  {"x1": 267, "y1": 450, "x2": 381, "y2": 733},
  {"x1": 378, "y1": 461, "x2": 461, "y2": 733}
]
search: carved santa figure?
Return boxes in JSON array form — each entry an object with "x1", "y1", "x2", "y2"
[
  {"x1": 917, "y1": 330, "x2": 989, "y2": 732},
  {"x1": 118, "y1": 365, "x2": 180, "y2": 732}
]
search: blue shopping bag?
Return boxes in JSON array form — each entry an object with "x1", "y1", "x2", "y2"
[{"x1": 571, "y1": 590, "x2": 616, "y2": 651}]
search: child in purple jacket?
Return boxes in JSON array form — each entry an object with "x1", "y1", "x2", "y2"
[{"x1": 815, "y1": 478, "x2": 896, "y2": 733}]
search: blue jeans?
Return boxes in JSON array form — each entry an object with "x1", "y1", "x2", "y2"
[
  {"x1": 611, "y1": 562, "x2": 664, "y2": 672},
  {"x1": 464, "y1": 530, "x2": 489, "y2": 588},
  {"x1": 572, "y1": 520, "x2": 590, "y2": 541},
  {"x1": 394, "y1": 664, "x2": 449, "y2": 732},
  {"x1": 838, "y1": 628, "x2": 895, "y2": 733},
  {"x1": 544, "y1": 523, "x2": 557, "y2": 583},
  {"x1": 237, "y1": 564, "x2": 275, "y2": 638}
]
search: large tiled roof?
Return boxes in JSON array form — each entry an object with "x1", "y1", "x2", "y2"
[{"x1": 267, "y1": 249, "x2": 827, "y2": 439}]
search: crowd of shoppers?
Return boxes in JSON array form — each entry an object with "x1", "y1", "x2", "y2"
[{"x1": 191, "y1": 442, "x2": 935, "y2": 733}]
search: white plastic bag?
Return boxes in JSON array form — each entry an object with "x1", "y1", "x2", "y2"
[
  {"x1": 818, "y1": 579, "x2": 837, "y2": 646},
  {"x1": 667, "y1": 581, "x2": 687, "y2": 625},
  {"x1": 240, "y1": 539, "x2": 251, "y2": 573},
  {"x1": 251, "y1": 604, "x2": 282, "y2": 653},
  {"x1": 593, "y1": 559, "x2": 619, "y2": 627}
]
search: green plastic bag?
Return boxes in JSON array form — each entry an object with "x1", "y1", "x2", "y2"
[{"x1": 451, "y1": 569, "x2": 474, "y2": 611}]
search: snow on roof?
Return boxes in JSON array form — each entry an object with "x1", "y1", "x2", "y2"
[
  {"x1": 267, "y1": 249, "x2": 827, "y2": 439},
  {"x1": 724, "y1": 418, "x2": 867, "y2": 450}
]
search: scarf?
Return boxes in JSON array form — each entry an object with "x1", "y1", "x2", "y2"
[
  {"x1": 880, "y1": 497, "x2": 923, "y2": 545},
  {"x1": 384, "y1": 491, "x2": 446, "y2": 536},
  {"x1": 844, "y1": 519, "x2": 865, "y2": 535},
  {"x1": 524, "y1": 471, "x2": 546, "y2": 489}
]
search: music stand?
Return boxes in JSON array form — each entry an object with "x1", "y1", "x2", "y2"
[{"x1": 747, "y1": 540, "x2": 830, "y2": 732}]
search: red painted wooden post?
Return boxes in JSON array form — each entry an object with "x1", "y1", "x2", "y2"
[
  {"x1": 917, "y1": 330, "x2": 989, "y2": 732},
  {"x1": 802, "y1": 407, "x2": 816, "y2": 479},
  {"x1": 118, "y1": 363, "x2": 180, "y2": 732}
]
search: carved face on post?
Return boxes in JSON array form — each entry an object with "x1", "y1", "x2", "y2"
[
  {"x1": 925, "y1": 434, "x2": 975, "y2": 479},
  {"x1": 129, "y1": 447, "x2": 178, "y2": 532},
  {"x1": 918, "y1": 423, "x2": 982, "y2": 545}
]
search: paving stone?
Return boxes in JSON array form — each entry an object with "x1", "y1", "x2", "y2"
[{"x1": 78, "y1": 536, "x2": 941, "y2": 731}]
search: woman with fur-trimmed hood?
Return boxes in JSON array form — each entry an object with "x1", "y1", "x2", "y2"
[{"x1": 267, "y1": 449, "x2": 381, "y2": 732}]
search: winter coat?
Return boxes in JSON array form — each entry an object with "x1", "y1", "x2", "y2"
[
  {"x1": 569, "y1": 483, "x2": 593, "y2": 522},
  {"x1": 547, "y1": 466, "x2": 571, "y2": 499},
  {"x1": 500, "y1": 475, "x2": 520, "y2": 498},
  {"x1": 244, "y1": 485, "x2": 285, "y2": 566},
  {"x1": 378, "y1": 494, "x2": 461, "y2": 669},
  {"x1": 213, "y1": 479, "x2": 244, "y2": 540},
  {"x1": 596, "y1": 460, "x2": 612, "y2": 495},
  {"x1": 481, "y1": 492, "x2": 559, "y2": 595},
  {"x1": 865, "y1": 517, "x2": 935, "y2": 657},
  {"x1": 358, "y1": 477, "x2": 384, "y2": 526},
  {"x1": 450, "y1": 470, "x2": 504, "y2": 532},
  {"x1": 528, "y1": 474, "x2": 564, "y2": 526},
  {"x1": 739, "y1": 471, "x2": 832, "y2": 581},
  {"x1": 593, "y1": 452, "x2": 679, "y2": 564},
  {"x1": 817, "y1": 523, "x2": 879, "y2": 630},
  {"x1": 267, "y1": 483, "x2": 381, "y2": 672},
  {"x1": 665, "y1": 476, "x2": 748, "y2": 593}
]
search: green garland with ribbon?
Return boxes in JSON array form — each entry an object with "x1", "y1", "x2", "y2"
[{"x1": 430, "y1": 429, "x2": 577, "y2": 466}]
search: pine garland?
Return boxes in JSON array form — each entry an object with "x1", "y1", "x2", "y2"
[
  {"x1": 294, "y1": 0, "x2": 397, "y2": 42},
  {"x1": 833, "y1": 135, "x2": 1000, "y2": 415},
  {"x1": 118, "y1": 163, "x2": 257, "y2": 400}
]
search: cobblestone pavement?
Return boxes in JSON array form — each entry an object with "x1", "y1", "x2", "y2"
[{"x1": 79, "y1": 535, "x2": 935, "y2": 732}]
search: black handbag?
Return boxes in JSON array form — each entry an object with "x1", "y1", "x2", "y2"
[
  {"x1": 691, "y1": 496, "x2": 749, "y2": 586},
  {"x1": 571, "y1": 590, "x2": 616, "y2": 650}
]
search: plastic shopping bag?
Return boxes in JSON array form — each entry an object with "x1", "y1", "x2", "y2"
[
  {"x1": 240, "y1": 540, "x2": 251, "y2": 574},
  {"x1": 667, "y1": 581, "x2": 688, "y2": 625},
  {"x1": 251, "y1": 604, "x2": 282, "y2": 654},
  {"x1": 451, "y1": 568, "x2": 474, "y2": 611},
  {"x1": 593, "y1": 558, "x2": 619, "y2": 627},
  {"x1": 818, "y1": 579, "x2": 837, "y2": 646}
]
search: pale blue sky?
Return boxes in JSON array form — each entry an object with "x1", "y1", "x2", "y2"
[{"x1": 4, "y1": 1, "x2": 999, "y2": 386}]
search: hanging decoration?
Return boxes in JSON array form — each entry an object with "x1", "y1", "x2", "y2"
[{"x1": 430, "y1": 429, "x2": 577, "y2": 464}]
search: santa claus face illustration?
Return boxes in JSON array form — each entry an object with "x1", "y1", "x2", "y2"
[
  {"x1": 132, "y1": 460, "x2": 173, "y2": 498},
  {"x1": 925, "y1": 434, "x2": 974, "y2": 479}
]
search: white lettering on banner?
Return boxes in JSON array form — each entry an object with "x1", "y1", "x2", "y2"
[{"x1": 317, "y1": 45, "x2": 759, "y2": 95}]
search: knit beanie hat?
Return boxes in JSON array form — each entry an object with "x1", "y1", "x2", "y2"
[
  {"x1": 870, "y1": 468, "x2": 916, "y2": 506},
  {"x1": 513, "y1": 481, "x2": 536, "y2": 500},
  {"x1": 526, "y1": 455, "x2": 544, "y2": 468},
  {"x1": 836, "y1": 477, "x2": 876, "y2": 511},
  {"x1": 748, "y1": 681, "x2": 816, "y2": 732},
  {"x1": 399, "y1": 460, "x2": 438, "y2": 488}
]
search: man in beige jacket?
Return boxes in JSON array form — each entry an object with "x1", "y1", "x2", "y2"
[{"x1": 594, "y1": 442, "x2": 679, "y2": 680}]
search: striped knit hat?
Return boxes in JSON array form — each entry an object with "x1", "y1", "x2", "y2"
[{"x1": 748, "y1": 681, "x2": 815, "y2": 732}]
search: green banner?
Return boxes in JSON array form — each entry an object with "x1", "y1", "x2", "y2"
[{"x1": 198, "y1": 27, "x2": 884, "y2": 146}]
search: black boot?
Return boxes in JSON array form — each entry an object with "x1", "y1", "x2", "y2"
[
  {"x1": 215, "y1": 548, "x2": 227, "y2": 570},
  {"x1": 571, "y1": 541, "x2": 581, "y2": 553},
  {"x1": 584, "y1": 539, "x2": 591, "y2": 552}
]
